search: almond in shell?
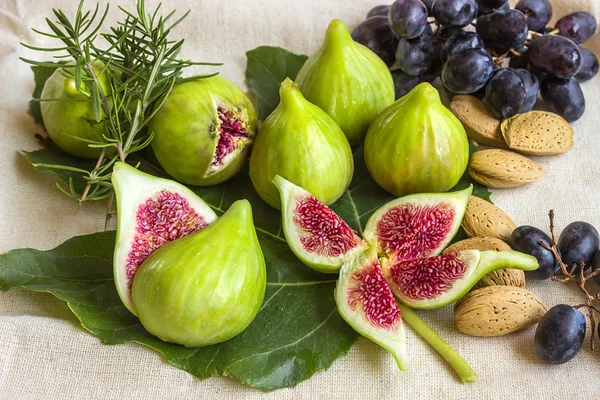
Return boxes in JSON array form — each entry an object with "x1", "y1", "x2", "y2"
[
  {"x1": 461, "y1": 196, "x2": 517, "y2": 242},
  {"x1": 469, "y1": 149, "x2": 546, "y2": 189},
  {"x1": 450, "y1": 95, "x2": 506, "y2": 147},
  {"x1": 501, "y1": 111, "x2": 574, "y2": 155}
]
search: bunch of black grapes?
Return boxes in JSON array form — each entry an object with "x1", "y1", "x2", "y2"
[{"x1": 352, "y1": 0, "x2": 598, "y2": 122}]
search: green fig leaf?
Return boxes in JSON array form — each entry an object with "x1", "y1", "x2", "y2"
[
  {"x1": 245, "y1": 46, "x2": 308, "y2": 120},
  {"x1": 29, "y1": 63, "x2": 64, "y2": 127}
]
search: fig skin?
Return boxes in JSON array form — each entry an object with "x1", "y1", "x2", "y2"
[
  {"x1": 131, "y1": 200, "x2": 266, "y2": 347},
  {"x1": 364, "y1": 82, "x2": 469, "y2": 197},
  {"x1": 296, "y1": 19, "x2": 395, "y2": 145},
  {"x1": 40, "y1": 61, "x2": 112, "y2": 159},
  {"x1": 249, "y1": 78, "x2": 354, "y2": 210},
  {"x1": 149, "y1": 76, "x2": 257, "y2": 186}
]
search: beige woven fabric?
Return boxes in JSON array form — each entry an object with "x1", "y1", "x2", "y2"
[{"x1": 1, "y1": 0, "x2": 599, "y2": 398}]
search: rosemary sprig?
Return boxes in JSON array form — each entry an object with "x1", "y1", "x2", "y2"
[{"x1": 21, "y1": 0, "x2": 221, "y2": 205}]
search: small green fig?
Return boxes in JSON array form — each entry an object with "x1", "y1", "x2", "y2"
[
  {"x1": 296, "y1": 19, "x2": 395, "y2": 145},
  {"x1": 364, "y1": 82, "x2": 469, "y2": 197},
  {"x1": 149, "y1": 76, "x2": 258, "y2": 186},
  {"x1": 40, "y1": 61, "x2": 111, "y2": 158},
  {"x1": 131, "y1": 199, "x2": 266, "y2": 347},
  {"x1": 249, "y1": 78, "x2": 353, "y2": 210}
]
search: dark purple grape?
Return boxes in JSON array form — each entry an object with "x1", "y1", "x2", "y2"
[
  {"x1": 510, "y1": 226, "x2": 560, "y2": 280},
  {"x1": 441, "y1": 48, "x2": 494, "y2": 94},
  {"x1": 432, "y1": 0, "x2": 478, "y2": 28},
  {"x1": 352, "y1": 17, "x2": 400, "y2": 67},
  {"x1": 367, "y1": 5, "x2": 391, "y2": 19},
  {"x1": 556, "y1": 12, "x2": 597, "y2": 45},
  {"x1": 391, "y1": 69, "x2": 423, "y2": 99},
  {"x1": 476, "y1": 0, "x2": 506, "y2": 7},
  {"x1": 436, "y1": 25, "x2": 464, "y2": 41},
  {"x1": 557, "y1": 222, "x2": 599, "y2": 271},
  {"x1": 396, "y1": 34, "x2": 443, "y2": 76},
  {"x1": 477, "y1": 0, "x2": 509, "y2": 16},
  {"x1": 421, "y1": 23, "x2": 434, "y2": 37},
  {"x1": 440, "y1": 31, "x2": 485, "y2": 63},
  {"x1": 485, "y1": 68, "x2": 526, "y2": 118},
  {"x1": 515, "y1": 0, "x2": 553, "y2": 32},
  {"x1": 509, "y1": 53, "x2": 530, "y2": 70},
  {"x1": 528, "y1": 35, "x2": 582, "y2": 79},
  {"x1": 476, "y1": 10, "x2": 529, "y2": 54},
  {"x1": 592, "y1": 250, "x2": 600, "y2": 285},
  {"x1": 535, "y1": 305, "x2": 586, "y2": 364},
  {"x1": 515, "y1": 69, "x2": 539, "y2": 113},
  {"x1": 422, "y1": 0, "x2": 434, "y2": 15},
  {"x1": 389, "y1": 0, "x2": 429, "y2": 38},
  {"x1": 575, "y1": 47, "x2": 599, "y2": 82},
  {"x1": 541, "y1": 77, "x2": 585, "y2": 122}
]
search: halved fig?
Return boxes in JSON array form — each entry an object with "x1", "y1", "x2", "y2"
[
  {"x1": 335, "y1": 249, "x2": 408, "y2": 371},
  {"x1": 273, "y1": 175, "x2": 368, "y2": 273},
  {"x1": 382, "y1": 250, "x2": 539, "y2": 309},
  {"x1": 112, "y1": 162, "x2": 218, "y2": 315},
  {"x1": 363, "y1": 186, "x2": 472, "y2": 261}
]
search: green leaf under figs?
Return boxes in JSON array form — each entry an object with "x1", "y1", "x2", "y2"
[{"x1": 29, "y1": 64, "x2": 63, "y2": 127}]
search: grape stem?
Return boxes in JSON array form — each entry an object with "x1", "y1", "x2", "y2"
[
  {"x1": 542, "y1": 210, "x2": 600, "y2": 350},
  {"x1": 398, "y1": 304, "x2": 478, "y2": 384}
]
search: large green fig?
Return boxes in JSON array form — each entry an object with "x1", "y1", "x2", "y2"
[
  {"x1": 364, "y1": 82, "x2": 469, "y2": 197},
  {"x1": 249, "y1": 78, "x2": 353, "y2": 210},
  {"x1": 149, "y1": 76, "x2": 258, "y2": 186},
  {"x1": 131, "y1": 199, "x2": 266, "y2": 347},
  {"x1": 40, "y1": 61, "x2": 111, "y2": 158},
  {"x1": 295, "y1": 19, "x2": 395, "y2": 145}
]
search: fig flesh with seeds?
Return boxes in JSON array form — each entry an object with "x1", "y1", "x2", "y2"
[
  {"x1": 382, "y1": 250, "x2": 539, "y2": 309},
  {"x1": 149, "y1": 76, "x2": 257, "y2": 186},
  {"x1": 111, "y1": 162, "x2": 218, "y2": 315},
  {"x1": 249, "y1": 78, "x2": 353, "y2": 210},
  {"x1": 273, "y1": 175, "x2": 367, "y2": 273},
  {"x1": 296, "y1": 19, "x2": 395, "y2": 145},
  {"x1": 364, "y1": 82, "x2": 469, "y2": 197},
  {"x1": 132, "y1": 200, "x2": 266, "y2": 347},
  {"x1": 335, "y1": 249, "x2": 408, "y2": 371}
]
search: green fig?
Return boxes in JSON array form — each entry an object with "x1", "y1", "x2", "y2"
[
  {"x1": 296, "y1": 19, "x2": 395, "y2": 145},
  {"x1": 364, "y1": 82, "x2": 469, "y2": 197},
  {"x1": 40, "y1": 61, "x2": 111, "y2": 158},
  {"x1": 149, "y1": 76, "x2": 258, "y2": 186},
  {"x1": 249, "y1": 78, "x2": 353, "y2": 210},
  {"x1": 131, "y1": 200, "x2": 266, "y2": 347}
]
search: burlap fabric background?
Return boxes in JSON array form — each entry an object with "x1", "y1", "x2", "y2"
[{"x1": 1, "y1": 0, "x2": 599, "y2": 398}]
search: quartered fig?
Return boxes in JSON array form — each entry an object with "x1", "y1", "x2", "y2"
[
  {"x1": 249, "y1": 78, "x2": 353, "y2": 210},
  {"x1": 112, "y1": 162, "x2": 218, "y2": 315},
  {"x1": 364, "y1": 83, "x2": 469, "y2": 197},
  {"x1": 363, "y1": 186, "x2": 472, "y2": 260},
  {"x1": 382, "y1": 250, "x2": 539, "y2": 309},
  {"x1": 273, "y1": 175, "x2": 367, "y2": 273},
  {"x1": 296, "y1": 19, "x2": 395, "y2": 145},
  {"x1": 149, "y1": 76, "x2": 257, "y2": 186},
  {"x1": 132, "y1": 200, "x2": 266, "y2": 347},
  {"x1": 335, "y1": 249, "x2": 408, "y2": 371}
]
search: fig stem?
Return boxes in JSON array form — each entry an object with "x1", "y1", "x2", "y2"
[{"x1": 398, "y1": 304, "x2": 478, "y2": 384}]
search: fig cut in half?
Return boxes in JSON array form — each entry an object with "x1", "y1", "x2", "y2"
[
  {"x1": 363, "y1": 186, "x2": 472, "y2": 261},
  {"x1": 382, "y1": 250, "x2": 539, "y2": 309},
  {"x1": 112, "y1": 162, "x2": 218, "y2": 315},
  {"x1": 335, "y1": 249, "x2": 408, "y2": 370},
  {"x1": 274, "y1": 175, "x2": 368, "y2": 273}
]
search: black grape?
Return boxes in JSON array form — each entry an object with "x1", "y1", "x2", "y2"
[
  {"x1": 528, "y1": 35, "x2": 582, "y2": 79},
  {"x1": 396, "y1": 34, "x2": 443, "y2": 77},
  {"x1": 432, "y1": 0, "x2": 478, "y2": 28},
  {"x1": 436, "y1": 25, "x2": 464, "y2": 41},
  {"x1": 575, "y1": 47, "x2": 599, "y2": 82},
  {"x1": 389, "y1": 0, "x2": 428, "y2": 38},
  {"x1": 515, "y1": 69, "x2": 539, "y2": 113},
  {"x1": 391, "y1": 69, "x2": 423, "y2": 99},
  {"x1": 476, "y1": 9, "x2": 529, "y2": 54},
  {"x1": 367, "y1": 5, "x2": 391, "y2": 19},
  {"x1": 535, "y1": 305, "x2": 586, "y2": 364},
  {"x1": 515, "y1": 0, "x2": 553, "y2": 32},
  {"x1": 441, "y1": 48, "x2": 494, "y2": 94},
  {"x1": 440, "y1": 31, "x2": 485, "y2": 64},
  {"x1": 510, "y1": 226, "x2": 560, "y2": 280},
  {"x1": 352, "y1": 17, "x2": 400, "y2": 68},
  {"x1": 476, "y1": 0, "x2": 506, "y2": 7},
  {"x1": 485, "y1": 68, "x2": 526, "y2": 118},
  {"x1": 509, "y1": 53, "x2": 529, "y2": 70},
  {"x1": 556, "y1": 12, "x2": 598, "y2": 45},
  {"x1": 541, "y1": 77, "x2": 586, "y2": 122},
  {"x1": 557, "y1": 221, "x2": 599, "y2": 271},
  {"x1": 477, "y1": 0, "x2": 509, "y2": 16},
  {"x1": 421, "y1": 0, "x2": 434, "y2": 15}
]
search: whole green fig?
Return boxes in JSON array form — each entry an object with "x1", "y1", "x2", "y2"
[
  {"x1": 131, "y1": 199, "x2": 266, "y2": 347},
  {"x1": 249, "y1": 78, "x2": 353, "y2": 209},
  {"x1": 40, "y1": 61, "x2": 111, "y2": 158},
  {"x1": 149, "y1": 76, "x2": 257, "y2": 186},
  {"x1": 295, "y1": 19, "x2": 395, "y2": 145},
  {"x1": 364, "y1": 82, "x2": 469, "y2": 197}
]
